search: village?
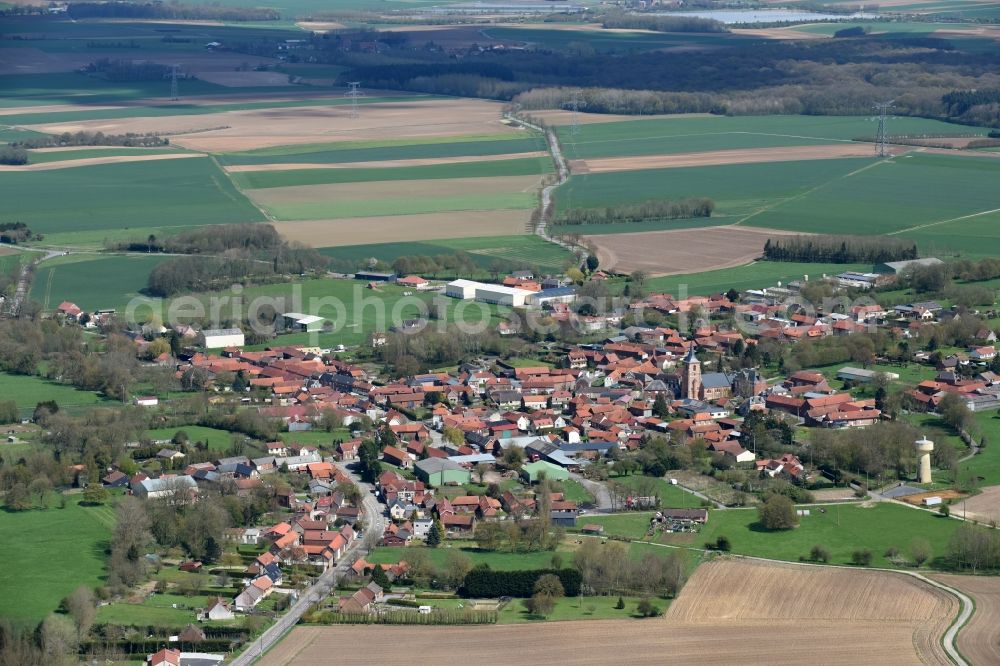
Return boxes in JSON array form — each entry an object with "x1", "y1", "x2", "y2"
[{"x1": 19, "y1": 254, "x2": 1000, "y2": 666}]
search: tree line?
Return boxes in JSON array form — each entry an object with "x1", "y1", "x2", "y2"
[
  {"x1": 0, "y1": 222, "x2": 42, "y2": 244},
  {"x1": 65, "y1": 1, "x2": 279, "y2": 22},
  {"x1": 82, "y1": 58, "x2": 180, "y2": 83},
  {"x1": 0, "y1": 146, "x2": 28, "y2": 165},
  {"x1": 146, "y1": 249, "x2": 326, "y2": 297},
  {"x1": 601, "y1": 12, "x2": 728, "y2": 33},
  {"x1": 118, "y1": 223, "x2": 284, "y2": 255},
  {"x1": 329, "y1": 32, "x2": 1000, "y2": 127},
  {"x1": 557, "y1": 198, "x2": 714, "y2": 226},
  {"x1": 763, "y1": 235, "x2": 918, "y2": 264},
  {"x1": 10, "y1": 130, "x2": 168, "y2": 150}
]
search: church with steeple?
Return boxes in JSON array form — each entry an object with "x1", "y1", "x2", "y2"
[{"x1": 681, "y1": 346, "x2": 702, "y2": 400}]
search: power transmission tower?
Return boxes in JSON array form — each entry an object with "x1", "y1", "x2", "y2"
[
  {"x1": 170, "y1": 64, "x2": 180, "y2": 101},
  {"x1": 873, "y1": 99, "x2": 895, "y2": 158},
  {"x1": 345, "y1": 82, "x2": 364, "y2": 118}
]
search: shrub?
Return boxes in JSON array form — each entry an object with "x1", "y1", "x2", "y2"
[
  {"x1": 636, "y1": 597, "x2": 662, "y2": 617},
  {"x1": 758, "y1": 494, "x2": 798, "y2": 530},
  {"x1": 851, "y1": 549, "x2": 873, "y2": 566},
  {"x1": 809, "y1": 545, "x2": 830, "y2": 563},
  {"x1": 461, "y1": 566, "x2": 581, "y2": 598}
]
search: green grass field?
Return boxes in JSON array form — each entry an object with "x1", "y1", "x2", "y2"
[
  {"x1": 0, "y1": 495, "x2": 115, "y2": 624},
  {"x1": 557, "y1": 114, "x2": 979, "y2": 160},
  {"x1": 590, "y1": 503, "x2": 961, "y2": 569},
  {"x1": 232, "y1": 157, "x2": 552, "y2": 189},
  {"x1": 145, "y1": 426, "x2": 239, "y2": 452},
  {"x1": 556, "y1": 157, "x2": 872, "y2": 219},
  {"x1": 4, "y1": 158, "x2": 263, "y2": 235},
  {"x1": 743, "y1": 153, "x2": 1000, "y2": 253},
  {"x1": 645, "y1": 260, "x2": 871, "y2": 295},
  {"x1": 0, "y1": 372, "x2": 106, "y2": 416},
  {"x1": 30, "y1": 254, "x2": 169, "y2": 312},
  {"x1": 261, "y1": 192, "x2": 537, "y2": 221},
  {"x1": 320, "y1": 236, "x2": 574, "y2": 274},
  {"x1": 498, "y1": 594, "x2": 655, "y2": 623},
  {"x1": 610, "y1": 475, "x2": 706, "y2": 508},
  {"x1": 218, "y1": 135, "x2": 546, "y2": 166},
  {"x1": 689, "y1": 503, "x2": 961, "y2": 568}
]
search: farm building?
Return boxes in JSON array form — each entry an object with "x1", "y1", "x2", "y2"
[
  {"x1": 660, "y1": 508, "x2": 709, "y2": 524},
  {"x1": 281, "y1": 312, "x2": 325, "y2": 333},
  {"x1": 396, "y1": 275, "x2": 431, "y2": 290},
  {"x1": 445, "y1": 279, "x2": 479, "y2": 299},
  {"x1": 521, "y1": 460, "x2": 569, "y2": 483},
  {"x1": 414, "y1": 457, "x2": 470, "y2": 487},
  {"x1": 132, "y1": 475, "x2": 197, "y2": 500},
  {"x1": 526, "y1": 287, "x2": 578, "y2": 308},
  {"x1": 200, "y1": 328, "x2": 245, "y2": 349},
  {"x1": 875, "y1": 257, "x2": 943, "y2": 275},
  {"x1": 354, "y1": 271, "x2": 396, "y2": 282},
  {"x1": 445, "y1": 279, "x2": 533, "y2": 307},
  {"x1": 836, "y1": 367, "x2": 900, "y2": 383}
]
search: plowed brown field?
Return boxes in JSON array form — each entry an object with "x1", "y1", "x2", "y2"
[
  {"x1": 931, "y1": 573, "x2": 1000, "y2": 666},
  {"x1": 262, "y1": 558, "x2": 958, "y2": 666},
  {"x1": 583, "y1": 225, "x2": 796, "y2": 276},
  {"x1": 28, "y1": 98, "x2": 519, "y2": 152},
  {"x1": 572, "y1": 144, "x2": 876, "y2": 174},
  {"x1": 272, "y1": 210, "x2": 529, "y2": 246}
]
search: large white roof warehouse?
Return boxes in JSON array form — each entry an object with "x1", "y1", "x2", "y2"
[{"x1": 445, "y1": 280, "x2": 533, "y2": 307}]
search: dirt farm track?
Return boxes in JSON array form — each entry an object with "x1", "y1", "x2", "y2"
[{"x1": 261, "y1": 558, "x2": 957, "y2": 666}]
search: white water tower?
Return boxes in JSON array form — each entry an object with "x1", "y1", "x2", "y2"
[{"x1": 915, "y1": 435, "x2": 934, "y2": 484}]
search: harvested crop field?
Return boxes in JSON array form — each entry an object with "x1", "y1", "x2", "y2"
[
  {"x1": 930, "y1": 573, "x2": 1000, "y2": 666},
  {"x1": 571, "y1": 144, "x2": 876, "y2": 174},
  {"x1": 583, "y1": 225, "x2": 793, "y2": 276},
  {"x1": 249, "y1": 175, "x2": 541, "y2": 221},
  {"x1": 223, "y1": 152, "x2": 547, "y2": 172},
  {"x1": 954, "y1": 484, "x2": 1000, "y2": 523},
  {"x1": 667, "y1": 558, "x2": 957, "y2": 665},
  {"x1": 262, "y1": 558, "x2": 957, "y2": 666},
  {"x1": 29, "y1": 99, "x2": 519, "y2": 152},
  {"x1": 273, "y1": 210, "x2": 530, "y2": 247}
]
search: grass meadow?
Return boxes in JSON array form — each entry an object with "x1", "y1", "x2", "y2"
[
  {"x1": 557, "y1": 114, "x2": 980, "y2": 160},
  {"x1": 4, "y1": 158, "x2": 264, "y2": 235},
  {"x1": 231, "y1": 157, "x2": 552, "y2": 189},
  {"x1": 260, "y1": 192, "x2": 536, "y2": 222},
  {"x1": 218, "y1": 135, "x2": 546, "y2": 166},
  {"x1": 743, "y1": 153, "x2": 1000, "y2": 245},
  {"x1": 0, "y1": 372, "x2": 106, "y2": 416},
  {"x1": 588, "y1": 503, "x2": 961, "y2": 569},
  {"x1": 145, "y1": 426, "x2": 241, "y2": 452},
  {"x1": 320, "y1": 235, "x2": 575, "y2": 274},
  {"x1": 30, "y1": 254, "x2": 169, "y2": 312},
  {"x1": 0, "y1": 495, "x2": 115, "y2": 624}
]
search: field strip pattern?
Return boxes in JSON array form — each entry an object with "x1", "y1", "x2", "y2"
[
  {"x1": 572, "y1": 144, "x2": 875, "y2": 174},
  {"x1": 273, "y1": 210, "x2": 532, "y2": 247},
  {"x1": 0, "y1": 152, "x2": 204, "y2": 171},
  {"x1": 223, "y1": 151, "x2": 548, "y2": 172}
]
